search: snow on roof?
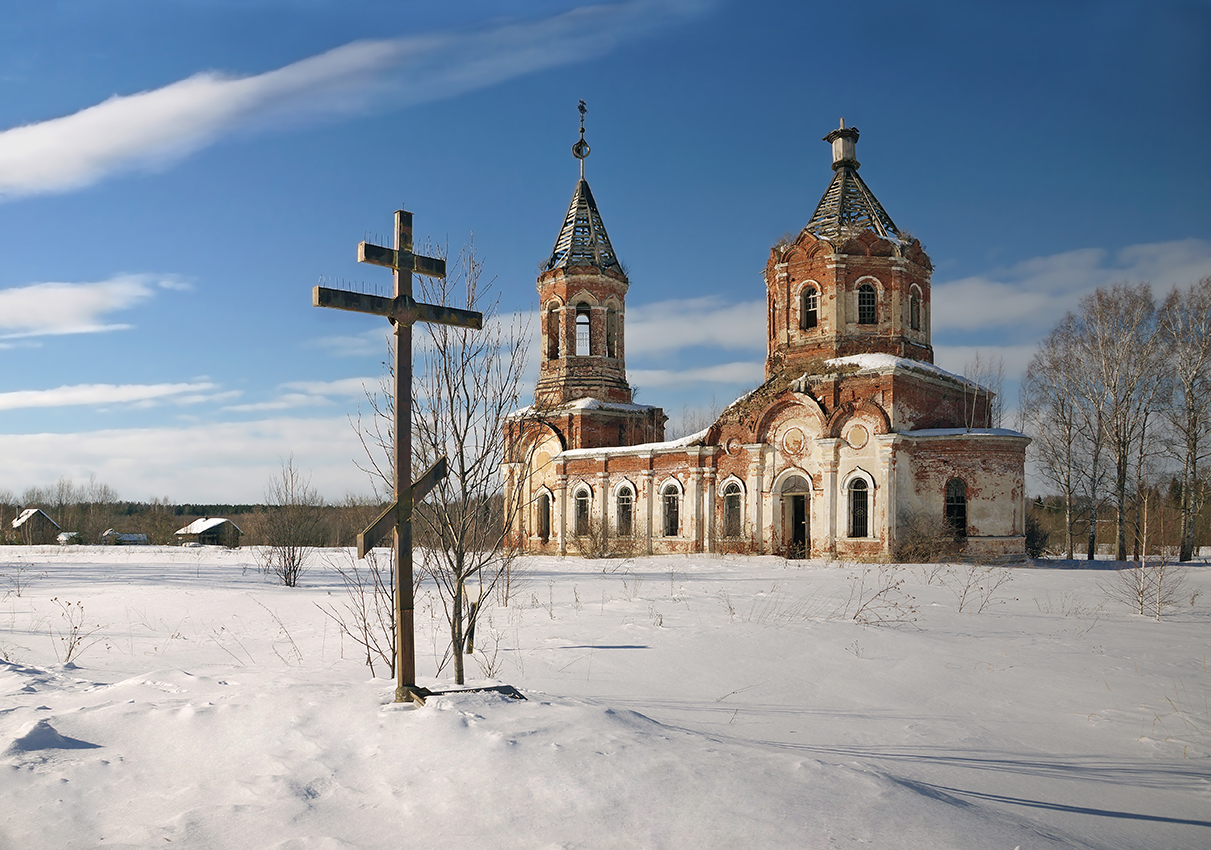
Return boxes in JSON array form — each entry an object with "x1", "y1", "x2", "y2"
[
  {"x1": 175, "y1": 517, "x2": 241, "y2": 536},
  {"x1": 561, "y1": 426, "x2": 713, "y2": 460},
  {"x1": 901, "y1": 427, "x2": 1029, "y2": 439},
  {"x1": 12, "y1": 507, "x2": 58, "y2": 529},
  {"x1": 824, "y1": 353, "x2": 979, "y2": 387},
  {"x1": 506, "y1": 398, "x2": 661, "y2": 419}
]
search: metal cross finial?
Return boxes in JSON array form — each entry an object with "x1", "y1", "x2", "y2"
[{"x1": 573, "y1": 100, "x2": 590, "y2": 179}]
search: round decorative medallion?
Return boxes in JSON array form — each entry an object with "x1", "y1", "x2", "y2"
[
  {"x1": 846, "y1": 424, "x2": 869, "y2": 449},
  {"x1": 725, "y1": 437, "x2": 742, "y2": 455},
  {"x1": 782, "y1": 427, "x2": 805, "y2": 456}
]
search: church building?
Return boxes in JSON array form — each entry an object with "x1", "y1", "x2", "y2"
[{"x1": 503, "y1": 118, "x2": 1030, "y2": 560}]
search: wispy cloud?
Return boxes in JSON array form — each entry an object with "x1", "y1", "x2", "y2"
[
  {"x1": 0, "y1": 1, "x2": 713, "y2": 200},
  {"x1": 932, "y1": 238, "x2": 1211, "y2": 339},
  {"x1": 224, "y1": 376, "x2": 378, "y2": 412},
  {"x1": 630, "y1": 360, "x2": 764, "y2": 388},
  {"x1": 0, "y1": 381, "x2": 218, "y2": 411},
  {"x1": 626, "y1": 296, "x2": 765, "y2": 355},
  {"x1": 0, "y1": 274, "x2": 188, "y2": 338}
]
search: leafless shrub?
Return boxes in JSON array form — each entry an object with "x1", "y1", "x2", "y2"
[
  {"x1": 894, "y1": 510, "x2": 962, "y2": 564},
  {"x1": 573, "y1": 517, "x2": 636, "y2": 559},
  {"x1": 317, "y1": 548, "x2": 414, "y2": 677},
  {"x1": 50, "y1": 598, "x2": 104, "y2": 665},
  {"x1": 944, "y1": 563, "x2": 1014, "y2": 614},
  {"x1": 254, "y1": 456, "x2": 326, "y2": 587},
  {"x1": 2, "y1": 566, "x2": 47, "y2": 598},
  {"x1": 1100, "y1": 559, "x2": 1192, "y2": 620},
  {"x1": 836, "y1": 564, "x2": 917, "y2": 627}
]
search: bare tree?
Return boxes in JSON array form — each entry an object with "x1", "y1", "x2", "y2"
[
  {"x1": 962, "y1": 351, "x2": 1004, "y2": 429},
  {"x1": 1067, "y1": 284, "x2": 1167, "y2": 561},
  {"x1": 255, "y1": 456, "x2": 326, "y2": 587},
  {"x1": 1158, "y1": 277, "x2": 1211, "y2": 561},
  {"x1": 1021, "y1": 317, "x2": 1104, "y2": 559},
  {"x1": 359, "y1": 241, "x2": 530, "y2": 685}
]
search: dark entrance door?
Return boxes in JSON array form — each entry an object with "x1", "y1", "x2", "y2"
[{"x1": 791, "y1": 494, "x2": 808, "y2": 558}]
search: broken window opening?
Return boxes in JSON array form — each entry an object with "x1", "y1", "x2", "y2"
[
  {"x1": 606, "y1": 308, "x2": 618, "y2": 358},
  {"x1": 945, "y1": 478, "x2": 967, "y2": 538},
  {"x1": 574, "y1": 488, "x2": 590, "y2": 536},
  {"x1": 547, "y1": 307, "x2": 561, "y2": 359},
  {"x1": 575, "y1": 306, "x2": 591, "y2": 356},
  {"x1": 800, "y1": 287, "x2": 819, "y2": 330},
  {"x1": 616, "y1": 486, "x2": 634, "y2": 537},
  {"x1": 537, "y1": 493, "x2": 551, "y2": 543},
  {"x1": 662, "y1": 484, "x2": 680, "y2": 537},
  {"x1": 723, "y1": 482, "x2": 742, "y2": 538}
]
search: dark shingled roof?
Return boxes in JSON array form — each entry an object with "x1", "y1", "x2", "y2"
[
  {"x1": 545, "y1": 178, "x2": 622, "y2": 273},
  {"x1": 804, "y1": 124, "x2": 900, "y2": 242}
]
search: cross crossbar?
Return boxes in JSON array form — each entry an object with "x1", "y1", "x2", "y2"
[
  {"x1": 313, "y1": 287, "x2": 483, "y2": 330},
  {"x1": 357, "y1": 457, "x2": 448, "y2": 558},
  {"x1": 358, "y1": 242, "x2": 447, "y2": 279}
]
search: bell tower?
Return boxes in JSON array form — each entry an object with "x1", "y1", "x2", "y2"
[
  {"x1": 764, "y1": 121, "x2": 934, "y2": 379},
  {"x1": 529, "y1": 103, "x2": 663, "y2": 449}
]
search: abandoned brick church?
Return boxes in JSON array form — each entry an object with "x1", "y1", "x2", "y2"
[{"x1": 503, "y1": 120, "x2": 1029, "y2": 559}]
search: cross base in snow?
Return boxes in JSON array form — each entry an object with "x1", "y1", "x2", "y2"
[{"x1": 401, "y1": 684, "x2": 527, "y2": 707}]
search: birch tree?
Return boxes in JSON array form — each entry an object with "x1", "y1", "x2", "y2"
[
  {"x1": 1068, "y1": 284, "x2": 1167, "y2": 561},
  {"x1": 1158, "y1": 277, "x2": 1211, "y2": 561}
]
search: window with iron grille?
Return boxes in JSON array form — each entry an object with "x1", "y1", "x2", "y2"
[
  {"x1": 858, "y1": 284, "x2": 877, "y2": 325},
  {"x1": 849, "y1": 479, "x2": 869, "y2": 537}
]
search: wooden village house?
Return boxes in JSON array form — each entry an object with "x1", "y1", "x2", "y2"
[
  {"x1": 504, "y1": 121, "x2": 1030, "y2": 560},
  {"x1": 11, "y1": 508, "x2": 60, "y2": 545},
  {"x1": 174, "y1": 517, "x2": 242, "y2": 548}
]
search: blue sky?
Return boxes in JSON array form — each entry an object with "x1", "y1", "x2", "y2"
[{"x1": 1, "y1": 0, "x2": 1209, "y2": 503}]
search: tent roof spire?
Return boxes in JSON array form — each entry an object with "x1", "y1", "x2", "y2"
[
  {"x1": 545, "y1": 101, "x2": 622, "y2": 273},
  {"x1": 804, "y1": 120, "x2": 901, "y2": 241}
]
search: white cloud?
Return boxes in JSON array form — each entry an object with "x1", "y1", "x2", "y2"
[
  {"x1": 626, "y1": 296, "x2": 766, "y2": 355},
  {"x1": 0, "y1": 274, "x2": 186, "y2": 338},
  {"x1": 629, "y1": 360, "x2": 764, "y2": 388},
  {"x1": 0, "y1": 382, "x2": 218, "y2": 411},
  {"x1": 0, "y1": 416, "x2": 369, "y2": 502},
  {"x1": 0, "y1": 1, "x2": 713, "y2": 199},
  {"x1": 223, "y1": 376, "x2": 379, "y2": 412},
  {"x1": 932, "y1": 238, "x2": 1211, "y2": 336}
]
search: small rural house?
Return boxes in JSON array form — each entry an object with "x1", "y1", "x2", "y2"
[
  {"x1": 101, "y1": 529, "x2": 150, "y2": 545},
  {"x1": 12, "y1": 508, "x2": 60, "y2": 545},
  {"x1": 174, "y1": 517, "x2": 242, "y2": 548}
]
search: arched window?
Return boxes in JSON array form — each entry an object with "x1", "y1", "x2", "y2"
[
  {"x1": 945, "y1": 478, "x2": 967, "y2": 538},
  {"x1": 575, "y1": 305, "x2": 591, "y2": 356},
  {"x1": 723, "y1": 482, "x2": 742, "y2": 538},
  {"x1": 616, "y1": 485, "x2": 634, "y2": 537},
  {"x1": 574, "y1": 488, "x2": 591, "y2": 536},
  {"x1": 909, "y1": 288, "x2": 921, "y2": 332},
  {"x1": 547, "y1": 306, "x2": 561, "y2": 359},
  {"x1": 849, "y1": 478, "x2": 869, "y2": 538},
  {"x1": 662, "y1": 484, "x2": 680, "y2": 537},
  {"x1": 606, "y1": 308, "x2": 619, "y2": 358},
  {"x1": 800, "y1": 286, "x2": 818, "y2": 330},
  {"x1": 537, "y1": 493, "x2": 551, "y2": 543},
  {"x1": 858, "y1": 284, "x2": 877, "y2": 325}
]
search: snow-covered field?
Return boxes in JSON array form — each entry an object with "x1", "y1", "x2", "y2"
[{"x1": 1, "y1": 546, "x2": 1208, "y2": 849}]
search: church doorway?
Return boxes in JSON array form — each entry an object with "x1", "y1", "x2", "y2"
[{"x1": 780, "y1": 475, "x2": 811, "y2": 558}]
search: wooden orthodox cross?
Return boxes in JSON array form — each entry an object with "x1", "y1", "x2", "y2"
[{"x1": 314, "y1": 209, "x2": 482, "y2": 705}]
